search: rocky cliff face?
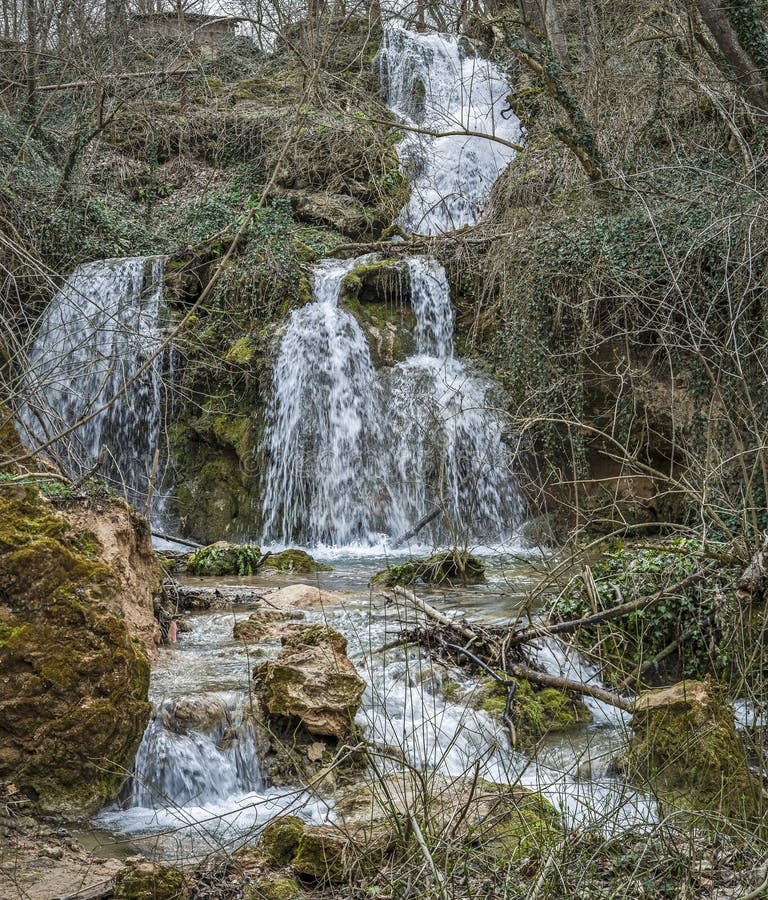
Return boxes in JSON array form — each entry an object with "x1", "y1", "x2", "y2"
[{"x1": 0, "y1": 484, "x2": 162, "y2": 815}]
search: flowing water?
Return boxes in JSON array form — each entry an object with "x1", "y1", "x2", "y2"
[
  {"x1": 19, "y1": 256, "x2": 166, "y2": 509},
  {"x1": 377, "y1": 26, "x2": 521, "y2": 235}
]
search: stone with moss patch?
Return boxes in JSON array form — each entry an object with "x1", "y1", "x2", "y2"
[
  {"x1": 246, "y1": 874, "x2": 304, "y2": 900},
  {"x1": 113, "y1": 862, "x2": 189, "y2": 899},
  {"x1": 626, "y1": 679, "x2": 761, "y2": 819},
  {"x1": 473, "y1": 677, "x2": 591, "y2": 748},
  {"x1": 261, "y1": 549, "x2": 332, "y2": 573},
  {"x1": 0, "y1": 485, "x2": 152, "y2": 814},
  {"x1": 259, "y1": 815, "x2": 305, "y2": 866},
  {"x1": 187, "y1": 542, "x2": 262, "y2": 576},
  {"x1": 372, "y1": 551, "x2": 486, "y2": 586}
]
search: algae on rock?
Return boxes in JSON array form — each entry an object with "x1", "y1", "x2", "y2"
[
  {"x1": 627, "y1": 679, "x2": 762, "y2": 819},
  {"x1": 372, "y1": 551, "x2": 486, "y2": 586},
  {"x1": 0, "y1": 485, "x2": 157, "y2": 815}
]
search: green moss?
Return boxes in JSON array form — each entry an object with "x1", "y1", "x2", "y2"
[
  {"x1": 372, "y1": 552, "x2": 486, "y2": 586},
  {"x1": 259, "y1": 814, "x2": 304, "y2": 866},
  {"x1": 291, "y1": 825, "x2": 346, "y2": 882},
  {"x1": 340, "y1": 257, "x2": 408, "y2": 305},
  {"x1": 262, "y1": 549, "x2": 332, "y2": 573},
  {"x1": 225, "y1": 335, "x2": 254, "y2": 364},
  {"x1": 247, "y1": 875, "x2": 304, "y2": 900},
  {"x1": 187, "y1": 542, "x2": 262, "y2": 576},
  {"x1": 627, "y1": 679, "x2": 762, "y2": 819},
  {"x1": 0, "y1": 486, "x2": 151, "y2": 814},
  {"x1": 114, "y1": 862, "x2": 189, "y2": 899},
  {"x1": 475, "y1": 677, "x2": 591, "y2": 748}
]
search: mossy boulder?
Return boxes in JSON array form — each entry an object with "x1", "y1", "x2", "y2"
[
  {"x1": 187, "y1": 541, "x2": 262, "y2": 576},
  {"x1": 627, "y1": 679, "x2": 762, "y2": 819},
  {"x1": 372, "y1": 551, "x2": 486, "y2": 586},
  {"x1": 0, "y1": 485, "x2": 152, "y2": 815},
  {"x1": 113, "y1": 862, "x2": 189, "y2": 899},
  {"x1": 246, "y1": 874, "x2": 304, "y2": 900},
  {"x1": 259, "y1": 815, "x2": 305, "y2": 866},
  {"x1": 290, "y1": 825, "x2": 348, "y2": 882},
  {"x1": 254, "y1": 624, "x2": 366, "y2": 740},
  {"x1": 234, "y1": 610, "x2": 304, "y2": 643},
  {"x1": 261, "y1": 549, "x2": 332, "y2": 574}
]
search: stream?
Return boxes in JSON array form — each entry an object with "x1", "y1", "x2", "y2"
[{"x1": 89, "y1": 554, "x2": 656, "y2": 861}]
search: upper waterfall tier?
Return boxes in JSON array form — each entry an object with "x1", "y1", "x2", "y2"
[
  {"x1": 19, "y1": 256, "x2": 166, "y2": 508},
  {"x1": 378, "y1": 26, "x2": 521, "y2": 235}
]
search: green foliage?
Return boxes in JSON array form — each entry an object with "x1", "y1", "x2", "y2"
[
  {"x1": 552, "y1": 541, "x2": 739, "y2": 683},
  {"x1": 187, "y1": 543, "x2": 263, "y2": 576}
]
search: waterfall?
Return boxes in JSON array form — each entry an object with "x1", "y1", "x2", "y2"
[
  {"x1": 261, "y1": 27, "x2": 524, "y2": 549},
  {"x1": 377, "y1": 26, "x2": 521, "y2": 235},
  {"x1": 19, "y1": 256, "x2": 166, "y2": 510},
  {"x1": 261, "y1": 258, "x2": 384, "y2": 546},
  {"x1": 261, "y1": 254, "x2": 522, "y2": 547},
  {"x1": 128, "y1": 695, "x2": 263, "y2": 809}
]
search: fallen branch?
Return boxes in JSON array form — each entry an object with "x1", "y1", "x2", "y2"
[
  {"x1": 151, "y1": 530, "x2": 202, "y2": 549},
  {"x1": 391, "y1": 585, "x2": 478, "y2": 644}
]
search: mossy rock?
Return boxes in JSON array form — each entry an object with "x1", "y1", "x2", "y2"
[
  {"x1": 340, "y1": 257, "x2": 409, "y2": 306},
  {"x1": 187, "y1": 542, "x2": 262, "y2": 576},
  {"x1": 626, "y1": 679, "x2": 762, "y2": 819},
  {"x1": 291, "y1": 825, "x2": 347, "y2": 883},
  {"x1": 261, "y1": 549, "x2": 332, "y2": 574},
  {"x1": 473, "y1": 677, "x2": 591, "y2": 748},
  {"x1": 246, "y1": 874, "x2": 304, "y2": 900},
  {"x1": 0, "y1": 485, "x2": 152, "y2": 814},
  {"x1": 114, "y1": 862, "x2": 189, "y2": 899},
  {"x1": 259, "y1": 815, "x2": 304, "y2": 866},
  {"x1": 372, "y1": 551, "x2": 486, "y2": 586}
]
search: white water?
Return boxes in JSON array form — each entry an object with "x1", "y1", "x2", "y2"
[
  {"x1": 378, "y1": 26, "x2": 521, "y2": 235},
  {"x1": 19, "y1": 256, "x2": 166, "y2": 509},
  {"x1": 261, "y1": 255, "x2": 522, "y2": 547},
  {"x1": 94, "y1": 587, "x2": 654, "y2": 857}
]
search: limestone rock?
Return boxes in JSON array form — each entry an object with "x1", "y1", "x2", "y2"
[
  {"x1": 259, "y1": 815, "x2": 304, "y2": 866},
  {"x1": 255, "y1": 625, "x2": 365, "y2": 739},
  {"x1": 268, "y1": 584, "x2": 349, "y2": 610},
  {"x1": 0, "y1": 486, "x2": 155, "y2": 815},
  {"x1": 234, "y1": 610, "x2": 305, "y2": 643},
  {"x1": 113, "y1": 861, "x2": 190, "y2": 899},
  {"x1": 628, "y1": 679, "x2": 762, "y2": 818}
]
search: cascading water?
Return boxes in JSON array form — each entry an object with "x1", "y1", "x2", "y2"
[
  {"x1": 377, "y1": 26, "x2": 521, "y2": 235},
  {"x1": 19, "y1": 256, "x2": 166, "y2": 510},
  {"x1": 261, "y1": 255, "x2": 522, "y2": 546},
  {"x1": 261, "y1": 28, "x2": 523, "y2": 549}
]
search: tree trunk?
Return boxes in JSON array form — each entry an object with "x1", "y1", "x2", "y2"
[
  {"x1": 24, "y1": 0, "x2": 36, "y2": 120},
  {"x1": 693, "y1": 0, "x2": 768, "y2": 115},
  {"x1": 518, "y1": 0, "x2": 570, "y2": 68}
]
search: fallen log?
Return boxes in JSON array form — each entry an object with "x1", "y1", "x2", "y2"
[
  {"x1": 390, "y1": 505, "x2": 442, "y2": 549},
  {"x1": 151, "y1": 530, "x2": 202, "y2": 549},
  {"x1": 391, "y1": 586, "x2": 477, "y2": 643}
]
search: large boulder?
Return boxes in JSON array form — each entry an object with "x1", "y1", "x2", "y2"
[
  {"x1": 0, "y1": 485, "x2": 160, "y2": 814},
  {"x1": 372, "y1": 551, "x2": 486, "y2": 586},
  {"x1": 254, "y1": 624, "x2": 366, "y2": 740},
  {"x1": 627, "y1": 679, "x2": 762, "y2": 818}
]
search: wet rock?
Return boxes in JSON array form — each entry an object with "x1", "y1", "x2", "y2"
[
  {"x1": 255, "y1": 625, "x2": 366, "y2": 740},
  {"x1": 157, "y1": 696, "x2": 231, "y2": 736},
  {"x1": 372, "y1": 551, "x2": 486, "y2": 586},
  {"x1": 113, "y1": 861, "x2": 190, "y2": 899},
  {"x1": 627, "y1": 679, "x2": 762, "y2": 818},
  {"x1": 234, "y1": 610, "x2": 305, "y2": 643},
  {"x1": 187, "y1": 541, "x2": 263, "y2": 576},
  {"x1": 170, "y1": 582, "x2": 269, "y2": 610},
  {"x1": 261, "y1": 549, "x2": 332, "y2": 574},
  {"x1": 472, "y1": 677, "x2": 592, "y2": 748}
]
